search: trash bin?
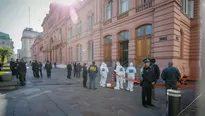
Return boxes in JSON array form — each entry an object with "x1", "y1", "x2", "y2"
[{"x1": 167, "y1": 89, "x2": 181, "y2": 116}]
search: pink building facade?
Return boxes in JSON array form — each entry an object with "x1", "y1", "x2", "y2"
[
  {"x1": 36, "y1": 0, "x2": 201, "y2": 77},
  {"x1": 31, "y1": 38, "x2": 44, "y2": 62}
]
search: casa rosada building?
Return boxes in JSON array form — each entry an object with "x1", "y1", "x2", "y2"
[{"x1": 31, "y1": 0, "x2": 202, "y2": 78}]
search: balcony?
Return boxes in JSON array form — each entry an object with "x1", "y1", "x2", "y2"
[{"x1": 136, "y1": 0, "x2": 153, "y2": 13}]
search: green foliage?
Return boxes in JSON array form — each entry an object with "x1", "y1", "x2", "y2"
[{"x1": 0, "y1": 47, "x2": 13, "y2": 64}]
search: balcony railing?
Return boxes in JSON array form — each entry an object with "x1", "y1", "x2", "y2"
[{"x1": 136, "y1": 0, "x2": 153, "y2": 13}]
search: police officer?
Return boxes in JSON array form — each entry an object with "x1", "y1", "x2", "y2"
[
  {"x1": 140, "y1": 58, "x2": 156, "y2": 108},
  {"x1": 67, "y1": 62, "x2": 72, "y2": 79},
  {"x1": 161, "y1": 62, "x2": 181, "y2": 94},
  {"x1": 88, "y1": 61, "x2": 98, "y2": 89}
]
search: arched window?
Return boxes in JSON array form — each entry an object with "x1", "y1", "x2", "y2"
[
  {"x1": 135, "y1": 24, "x2": 152, "y2": 65},
  {"x1": 119, "y1": 31, "x2": 129, "y2": 41},
  {"x1": 88, "y1": 41, "x2": 94, "y2": 61},
  {"x1": 77, "y1": 44, "x2": 82, "y2": 62},
  {"x1": 88, "y1": 14, "x2": 95, "y2": 30}
]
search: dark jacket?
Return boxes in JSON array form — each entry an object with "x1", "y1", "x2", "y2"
[
  {"x1": 73, "y1": 63, "x2": 77, "y2": 71},
  {"x1": 39, "y1": 63, "x2": 43, "y2": 70},
  {"x1": 45, "y1": 63, "x2": 52, "y2": 70},
  {"x1": 76, "y1": 64, "x2": 82, "y2": 72},
  {"x1": 67, "y1": 64, "x2": 72, "y2": 72},
  {"x1": 32, "y1": 62, "x2": 38, "y2": 71},
  {"x1": 150, "y1": 63, "x2": 160, "y2": 82},
  {"x1": 141, "y1": 67, "x2": 155, "y2": 88},
  {"x1": 17, "y1": 62, "x2": 27, "y2": 73},
  {"x1": 88, "y1": 64, "x2": 98, "y2": 77},
  {"x1": 83, "y1": 65, "x2": 88, "y2": 77},
  {"x1": 161, "y1": 66, "x2": 181, "y2": 82}
]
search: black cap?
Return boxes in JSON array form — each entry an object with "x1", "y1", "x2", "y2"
[{"x1": 143, "y1": 58, "x2": 150, "y2": 63}]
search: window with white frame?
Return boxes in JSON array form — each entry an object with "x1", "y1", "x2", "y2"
[
  {"x1": 68, "y1": 28, "x2": 72, "y2": 39},
  {"x1": 119, "y1": 0, "x2": 130, "y2": 14},
  {"x1": 180, "y1": 0, "x2": 194, "y2": 18},
  {"x1": 88, "y1": 14, "x2": 95, "y2": 30},
  {"x1": 88, "y1": 41, "x2": 93, "y2": 61},
  {"x1": 105, "y1": 1, "x2": 112, "y2": 20},
  {"x1": 76, "y1": 22, "x2": 82, "y2": 35}
]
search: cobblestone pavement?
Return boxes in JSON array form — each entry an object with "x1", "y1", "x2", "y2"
[{"x1": 0, "y1": 67, "x2": 199, "y2": 116}]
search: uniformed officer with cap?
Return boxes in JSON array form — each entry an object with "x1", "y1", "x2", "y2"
[{"x1": 140, "y1": 58, "x2": 156, "y2": 108}]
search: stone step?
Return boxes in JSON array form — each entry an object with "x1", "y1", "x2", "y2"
[
  {"x1": 0, "y1": 80, "x2": 18, "y2": 87},
  {"x1": 0, "y1": 72, "x2": 12, "y2": 81}
]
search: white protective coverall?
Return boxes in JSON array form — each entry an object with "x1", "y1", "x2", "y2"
[
  {"x1": 100, "y1": 63, "x2": 109, "y2": 87},
  {"x1": 99, "y1": 62, "x2": 105, "y2": 84},
  {"x1": 114, "y1": 62, "x2": 125, "y2": 90},
  {"x1": 126, "y1": 62, "x2": 137, "y2": 92}
]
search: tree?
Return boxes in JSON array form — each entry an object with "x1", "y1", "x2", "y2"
[{"x1": 0, "y1": 47, "x2": 13, "y2": 65}]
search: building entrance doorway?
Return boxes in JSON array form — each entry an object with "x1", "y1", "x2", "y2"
[{"x1": 118, "y1": 40, "x2": 129, "y2": 67}]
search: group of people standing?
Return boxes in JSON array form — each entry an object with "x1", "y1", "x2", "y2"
[
  {"x1": 31, "y1": 60, "x2": 52, "y2": 78},
  {"x1": 10, "y1": 58, "x2": 27, "y2": 86}
]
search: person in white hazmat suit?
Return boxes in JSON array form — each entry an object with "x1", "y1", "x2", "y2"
[
  {"x1": 99, "y1": 62, "x2": 104, "y2": 85},
  {"x1": 100, "y1": 62, "x2": 109, "y2": 87},
  {"x1": 114, "y1": 62, "x2": 125, "y2": 90},
  {"x1": 126, "y1": 62, "x2": 137, "y2": 92}
]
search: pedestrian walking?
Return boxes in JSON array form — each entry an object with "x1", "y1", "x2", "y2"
[
  {"x1": 140, "y1": 58, "x2": 156, "y2": 108},
  {"x1": 73, "y1": 62, "x2": 77, "y2": 77},
  {"x1": 67, "y1": 62, "x2": 72, "y2": 79},
  {"x1": 161, "y1": 62, "x2": 181, "y2": 94},
  {"x1": 54, "y1": 62, "x2": 56, "y2": 68},
  {"x1": 38, "y1": 62, "x2": 43, "y2": 78},
  {"x1": 150, "y1": 58, "x2": 160, "y2": 100},
  {"x1": 17, "y1": 59, "x2": 27, "y2": 86},
  {"x1": 88, "y1": 61, "x2": 98, "y2": 89},
  {"x1": 100, "y1": 62, "x2": 109, "y2": 87},
  {"x1": 83, "y1": 63, "x2": 88, "y2": 88},
  {"x1": 114, "y1": 62, "x2": 125, "y2": 90},
  {"x1": 14, "y1": 59, "x2": 19, "y2": 80},
  {"x1": 45, "y1": 61, "x2": 52, "y2": 78},
  {"x1": 76, "y1": 63, "x2": 82, "y2": 78},
  {"x1": 35, "y1": 61, "x2": 40, "y2": 79},
  {"x1": 126, "y1": 62, "x2": 137, "y2": 92}
]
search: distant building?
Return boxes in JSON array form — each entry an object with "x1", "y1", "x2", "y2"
[
  {"x1": 20, "y1": 28, "x2": 40, "y2": 62},
  {"x1": 30, "y1": 33, "x2": 44, "y2": 63},
  {"x1": 0, "y1": 32, "x2": 14, "y2": 49},
  {"x1": 17, "y1": 49, "x2": 22, "y2": 59}
]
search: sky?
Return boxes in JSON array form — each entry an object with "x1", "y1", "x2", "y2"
[{"x1": 0, "y1": 0, "x2": 53, "y2": 53}]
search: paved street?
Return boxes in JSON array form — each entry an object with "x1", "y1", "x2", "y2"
[{"x1": 0, "y1": 67, "x2": 199, "y2": 116}]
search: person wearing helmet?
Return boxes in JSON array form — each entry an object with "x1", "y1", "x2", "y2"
[{"x1": 126, "y1": 62, "x2": 137, "y2": 92}]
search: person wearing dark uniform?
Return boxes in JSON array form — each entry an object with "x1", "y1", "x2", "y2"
[
  {"x1": 31, "y1": 60, "x2": 37, "y2": 78},
  {"x1": 67, "y1": 62, "x2": 72, "y2": 79},
  {"x1": 161, "y1": 62, "x2": 181, "y2": 94},
  {"x1": 73, "y1": 62, "x2": 77, "y2": 77},
  {"x1": 83, "y1": 63, "x2": 88, "y2": 88},
  {"x1": 34, "y1": 61, "x2": 40, "y2": 79},
  {"x1": 88, "y1": 61, "x2": 98, "y2": 89},
  {"x1": 76, "y1": 63, "x2": 82, "y2": 78},
  {"x1": 150, "y1": 58, "x2": 160, "y2": 100},
  {"x1": 38, "y1": 62, "x2": 43, "y2": 78},
  {"x1": 45, "y1": 61, "x2": 52, "y2": 78},
  {"x1": 15, "y1": 59, "x2": 19, "y2": 79},
  {"x1": 17, "y1": 59, "x2": 27, "y2": 86},
  {"x1": 141, "y1": 58, "x2": 156, "y2": 108}
]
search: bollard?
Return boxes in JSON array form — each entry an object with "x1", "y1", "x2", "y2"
[{"x1": 167, "y1": 89, "x2": 181, "y2": 116}]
